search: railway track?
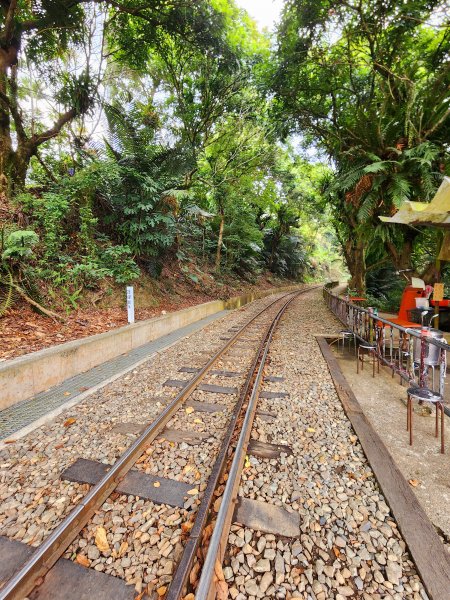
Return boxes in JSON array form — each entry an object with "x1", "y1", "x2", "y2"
[{"x1": 0, "y1": 288, "x2": 312, "y2": 599}]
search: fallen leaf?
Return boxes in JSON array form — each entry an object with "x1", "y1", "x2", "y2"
[
  {"x1": 214, "y1": 559, "x2": 225, "y2": 581},
  {"x1": 157, "y1": 586, "x2": 167, "y2": 597},
  {"x1": 193, "y1": 418, "x2": 203, "y2": 424},
  {"x1": 181, "y1": 521, "x2": 194, "y2": 534},
  {"x1": 54, "y1": 444, "x2": 65, "y2": 450},
  {"x1": 95, "y1": 526, "x2": 110, "y2": 553},
  {"x1": 409, "y1": 479, "x2": 420, "y2": 487},
  {"x1": 183, "y1": 595, "x2": 195, "y2": 600},
  {"x1": 185, "y1": 407, "x2": 194, "y2": 415},
  {"x1": 64, "y1": 391, "x2": 71, "y2": 396},
  {"x1": 153, "y1": 481, "x2": 161, "y2": 488},
  {"x1": 4, "y1": 440, "x2": 15, "y2": 444},
  {"x1": 195, "y1": 471, "x2": 201, "y2": 480},
  {"x1": 189, "y1": 562, "x2": 200, "y2": 585},
  {"x1": 118, "y1": 541, "x2": 128, "y2": 557},
  {"x1": 216, "y1": 580, "x2": 228, "y2": 600},
  {"x1": 187, "y1": 488, "x2": 198, "y2": 495},
  {"x1": 63, "y1": 418, "x2": 76, "y2": 427},
  {"x1": 75, "y1": 554, "x2": 90, "y2": 567},
  {"x1": 332, "y1": 546, "x2": 340, "y2": 558},
  {"x1": 183, "y1": 465, "x2": 193, "y2": 474},
  {"x1": 307, "y1": 427, "x2": 315, "y2": 433}
]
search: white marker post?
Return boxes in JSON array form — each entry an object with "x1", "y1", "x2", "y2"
[{"x1": 126, "y1": 286, "x2": 135, "y2": 324}]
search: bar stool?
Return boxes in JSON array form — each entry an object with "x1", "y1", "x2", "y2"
[
  {"x1": 357, "y1": 343, "x2": 379, "y2": 377},
  {"x1": 413, "y1": 360, "x2": 439, "y2": 392},
  {"x1": 406, "y1": 387, "x2": 445, "y2": 454},
  {"x1": 338, "y1": 330, "x2": 355, "y2": 355},
  {"x1": 395, "y1": 347, "x2": 411, "y2": 386}
]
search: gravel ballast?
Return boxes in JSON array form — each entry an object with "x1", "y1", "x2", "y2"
[
  {"x1": 0, "y1": 291, "x2": 298, "y2": 594},
  {"x1": 0, "y1": 287, "x2": 431, "y2": 598},
  {"x1": 224, "y1": 288, "x2": 427, "y2": 600}
]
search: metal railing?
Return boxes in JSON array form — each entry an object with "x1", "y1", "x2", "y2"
[{"x1": 324, "y1": 282, "x2": 449, "y2": 401}]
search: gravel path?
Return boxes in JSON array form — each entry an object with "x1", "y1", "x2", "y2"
[
  {"x1": 224, "y1": 289, "x2": 427, "y2": 600},
  {"x1": 0, "y1": 291, "x2": 298, "y2": 595}
]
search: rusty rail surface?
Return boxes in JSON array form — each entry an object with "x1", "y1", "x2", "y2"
[
  {"x1": 0, "y1": 290, "x2": 306, "y2": 600},
  {"x1": 323, "y1": 282, "x2": 450, "y2": 400},
  {"x1": 194, "y1": 291, "x2": 301, "y2": 600}
]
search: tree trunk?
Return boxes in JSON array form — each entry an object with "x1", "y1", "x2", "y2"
[
  {"x1": 0, "y1": 73, "x2": 13, "y2": 199},
  {"x1": 385, "y1": 229, "x2": 419, "y2": 272},
  {"x1": 345, "y1": 236, "x2": 366, "y2": 294},
  {"x1": 215, "y1": 209, "x2": 224, "y2": 271}
]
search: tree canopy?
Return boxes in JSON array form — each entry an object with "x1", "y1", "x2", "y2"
[
  {"x1": 1, "y1": 0, "x2": 449, "y2": 315},
  {"x1": 273, "y1": 0, "x2": 450, "y2": 291}
]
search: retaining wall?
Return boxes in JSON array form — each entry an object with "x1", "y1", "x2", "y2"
[{"x1": 0, "y1": 285, "x2": 300, "y2": 410}]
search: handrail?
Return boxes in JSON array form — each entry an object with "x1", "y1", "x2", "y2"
[{"x1": 323, "y1": 282, "x2": 449, "y2": 398}]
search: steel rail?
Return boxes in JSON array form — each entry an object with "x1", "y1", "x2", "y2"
[
  {"x1": 195, "y1": 291, "x2": 301, "y2": 600},
  {"x1": 0, "y1": 290, "x2": 302, "y2": 600},
  {"x1": 166, "y1": 288, "x2": 316, "y2": 599}
]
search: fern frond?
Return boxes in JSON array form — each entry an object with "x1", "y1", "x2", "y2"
[{"x1": 0, "y1": 270, "x2": 17, "y2": 317}]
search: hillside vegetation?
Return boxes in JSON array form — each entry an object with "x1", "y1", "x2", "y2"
[{"x1": 1, "y1": 0, "x2": 449, "y2": 330}]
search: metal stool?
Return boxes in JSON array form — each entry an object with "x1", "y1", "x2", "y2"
[
  {"x1": 395, "y1": 348, "x2": 411, "y2": 386},
  {"x1": 357, "y1": 343, "x2": 379, "y2": 377},
  {"x1": 406, "y1": 387, "x2": 445, "y2": 454},
  {"x1": 413, "y1": 361, "x2": 439, "y2": 392},
  {"x1": 339, "y1": 330, "x2": 356, "y2": 355}
]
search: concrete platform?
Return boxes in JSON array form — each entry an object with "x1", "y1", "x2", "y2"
[{"x1": 0, "y1": 311, "x2": 226, "y2": 441}]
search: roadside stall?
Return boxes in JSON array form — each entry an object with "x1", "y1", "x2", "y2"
[{"x1": 380, "y1": 176, "x2": 450, "y2": 332}]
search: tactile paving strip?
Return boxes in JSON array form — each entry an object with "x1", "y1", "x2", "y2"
[{"x1": 0, "y1": 311, "x2": 227, "y2": 440}]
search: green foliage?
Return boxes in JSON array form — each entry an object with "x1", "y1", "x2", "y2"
[
  {"x1": 98, "y1": 246, "x2": 141, "y2": 284},
  {"x1": 1, "y1": 0, "x2": 345, "y2": 314},
  {"x1": 1, "y1": 231, "x2": 39, "y2": 261},
  {"x1": 273, "y1": 0, "x2": 450, "y2": 289},
  {"x1": 366, "y1": 267, "x2": 407, "y2": 312},
  {"x1": 0, "y1": 270, "x2": 16, "y2": 317}
]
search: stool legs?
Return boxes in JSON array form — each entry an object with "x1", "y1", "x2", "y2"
[
  {"x1": 357, "y1": 346, "x2": 379, "y2": 377},
  {"x1": 436, "y1": 402, "x2": 445, "y2": 454},
  {"x1": 407, "y1": 393, "x2": 413, "y2": 446},
  {"x1": 435, "y1": 402, "x2": 439, "y2": 438},
  {"x1": 407, "y1": 395, "x2": 445, "y2": 453}
]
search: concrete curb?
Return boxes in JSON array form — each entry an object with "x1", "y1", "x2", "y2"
[
  {"x1": 1, "y1": 285, "x2": 300, "y2": 410},
  {"x1": 0, "y1": 316, "x2": 213, "y2": 448}
]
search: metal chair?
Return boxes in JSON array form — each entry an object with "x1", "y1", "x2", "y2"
[
  {"x1": 357, "y1": 343, "x2": 379, "y2": 377},
  {"x1": 406, "y1": 387, "x2": 445, "y2": 454}
]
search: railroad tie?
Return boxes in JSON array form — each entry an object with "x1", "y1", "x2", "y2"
[
  {"x1": 61, "y1": 458, "x2": 193, "y2": 508},
  {"x1": 233, "y1": 498, "x2": 301, "y2": 538},
  {"x1": 163, "y1": 379, "x2": 238, "y2": 395},
  {"x1": 0, "y1": 537, "x2": 135, "y2": 599}
]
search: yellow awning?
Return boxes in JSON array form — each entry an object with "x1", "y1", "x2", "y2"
[{"x1": 379, "y1": 176, "x2": 450, "y2": 227}]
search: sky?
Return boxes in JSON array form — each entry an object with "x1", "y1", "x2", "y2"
[{"x1": 236, "y1": 0, "x2": 284, "y2": 31}]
